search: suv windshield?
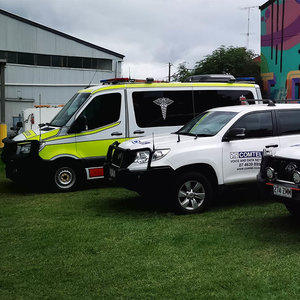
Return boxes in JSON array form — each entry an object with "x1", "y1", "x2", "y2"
[
  {"x1": 177, "y1": 111, "x2": 237, "y2": 136},
  {"x1": 50, "y1": 93, "x2": 90, "y2": 127}
]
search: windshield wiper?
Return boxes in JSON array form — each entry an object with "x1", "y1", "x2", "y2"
[
  {"x1": 173, "y1": 131, "x2": 190, "y2": 136},
  {"x1": 194, "y1": 133, "x2": 214, "y2": 138}
]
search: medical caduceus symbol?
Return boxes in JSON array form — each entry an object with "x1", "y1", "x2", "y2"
[{"x1": 153, "y1": 97, "x2": 174, "y2": 120}]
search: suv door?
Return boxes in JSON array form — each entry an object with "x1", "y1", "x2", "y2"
[
  {"x1": 222, "y1": 111, "x2": 279, "y2": 184},
  {"x1": 276, "y1": 109, "x2": 300, "y2": 147}
]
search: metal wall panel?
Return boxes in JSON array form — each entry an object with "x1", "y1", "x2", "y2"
[{"x1": 0, "y1": 11, "x2": 124, "y2": 134}]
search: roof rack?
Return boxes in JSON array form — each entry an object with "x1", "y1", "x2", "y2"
[
  {"x1": 100, "y1": 77, "x2": 164, "y2": 85},
  {"x1": 185, "y1": 74, "x2": 236, "y2": 83},
  {"x1": 241, "y1": 99, "x2": 275, "y2": 106}
]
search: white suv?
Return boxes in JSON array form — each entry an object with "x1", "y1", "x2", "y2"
[
  {"x1": 105, "y1": 103, "x2": 300, "y2": 214},
  {"x1": 258, "y1": 145, "x2": 300, "y2": 217}
]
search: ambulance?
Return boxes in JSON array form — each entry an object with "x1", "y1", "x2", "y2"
[{"x1": 1, "y1": 76, "x2": 262, "y2": 192}]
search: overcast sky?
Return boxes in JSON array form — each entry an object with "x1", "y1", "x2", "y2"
[{"x1": 1, "y1": 0, "x2": 266, "y2": 80}]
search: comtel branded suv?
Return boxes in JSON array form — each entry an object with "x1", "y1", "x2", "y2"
[{"x1": 105, "y1": 102, "x2": 300, "y2": 214}]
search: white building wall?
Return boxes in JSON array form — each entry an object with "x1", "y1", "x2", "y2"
[{"x1": 0, "y1": 10, "x2": 124, "y2": 134}]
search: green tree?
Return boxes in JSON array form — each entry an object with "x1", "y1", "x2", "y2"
[
  {"x1": 172, "y1": 62, "x2": 192, "y2": 82},
  {"x1": 194, "y1": 45, "x2": 260, "y2": 80},
  {"x1": 174, "y1": 46, "x2": 261, "y2": 84}
]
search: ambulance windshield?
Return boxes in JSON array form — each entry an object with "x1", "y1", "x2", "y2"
[
  {"x1": 50, "y1": 93, "x2": 90, "y2": 127},
  {"x1": 177, "y1": 111, "x2": 237, "y2": 136}
]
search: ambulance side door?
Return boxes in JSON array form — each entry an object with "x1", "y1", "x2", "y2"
[
  {"x1": 74, "y1": 90, "x2": 126, "y2": 159},
  {"x1": 222, "y1": 110, "x2": 279, "y2": 184}
]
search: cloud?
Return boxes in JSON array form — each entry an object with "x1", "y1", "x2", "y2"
[{"x1": 0, "y1": 0, "x2": 265, "y2": 80}]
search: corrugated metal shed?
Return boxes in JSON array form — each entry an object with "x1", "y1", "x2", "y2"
[{"x1": 0, "y1": 9, "x2": 125, "y2": 134}]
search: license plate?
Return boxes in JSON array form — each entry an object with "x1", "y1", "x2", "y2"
[
  {"x1": 273, "y1": 184, "x2": 292, "y2": 198},
  {"x1": 109, "y1": 167, "x2": 116, "y2": 178}
]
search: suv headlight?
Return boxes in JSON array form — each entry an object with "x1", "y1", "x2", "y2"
[
  {"x1": 134, "y1": 149, "x2": 170, "y2": 164},
  {"x1": 265, "y1": 167, "x2": 276, "y2": 181},
  {"x1": 134, "y1": 151, "x2": 150, "y2": 164},
  {"x1": 293, "y1": 171, "x2": 300, "y2": 184}
]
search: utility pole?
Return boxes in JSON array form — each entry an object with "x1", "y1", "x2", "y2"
[
  {"x1": 0, "y1": 59, "x2": 6, "y2": 123},
  {"x1": 0, "y1": 59, "x2": 7, "y2": 147},
  {"x1": 168, "y1": 62, "x2": 173, "y2": 82}
]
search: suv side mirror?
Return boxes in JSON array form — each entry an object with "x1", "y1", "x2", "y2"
[
  {"x1": 222, "y1": 128, "x2": 246, "y2": 142},
  {"x1": 68, "y1": 115, "x2": 87, "y2": 134}
]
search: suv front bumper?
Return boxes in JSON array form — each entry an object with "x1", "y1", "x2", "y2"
[
  {"x1": 104, "y1": 161, "x2": 174, "y2": 193},
  {"x1": 104, "y1": 141, "x2": 174, "y2": 193},
  {"x1": 257, "y1": 172, "x2": 300, "y2": 203}
]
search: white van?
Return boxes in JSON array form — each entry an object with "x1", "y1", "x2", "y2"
[
  {"x1": 1, "y1": 76, "x2": 262, "y2": 192},
  {"x1": 20, "y1": 106, "x2": 63, "y2": 132}
]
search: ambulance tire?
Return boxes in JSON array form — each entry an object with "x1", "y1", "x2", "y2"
[
  {"x1": 173, "y1": 171, "x2": 213, "y2": 214},
  {"x1": 51, "y1": 161, "x2": 81, "y2": 192}
]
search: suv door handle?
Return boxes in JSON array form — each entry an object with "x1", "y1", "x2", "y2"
[
  {"x1": 265, "y1": 144, "x2": 278, "y2": 148},
  {"x1": 133, "y1": 130, "x2": 145, "y2": 134},
  {"x1": 111, "y1": 132, "x2": 123, "y2": 136}
]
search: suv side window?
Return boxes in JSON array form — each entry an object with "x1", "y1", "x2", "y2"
[
  {"x1": 193, "y1": 90, "x2": 255, "y2": 114},
  {"x1": 132, "y1": 90, "x2": 193, "y2": 127},
  {"x1": 277, "y1": 110, "x2": 300, "y2": 135},
  {"x1": 80, "y1": 93, "x2": 121, "y2": 130},
  {"x1": 231, "y1": 111, "x2": 273, "y2": 139}
]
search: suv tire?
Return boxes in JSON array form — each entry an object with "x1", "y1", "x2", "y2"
[{"x1": 173, "y1": 171, "x2": 213, "y2": 214}]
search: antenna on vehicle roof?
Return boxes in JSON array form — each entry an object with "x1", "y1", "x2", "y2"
[{"x1": 86, "y1": 70, "x2": 97, "y2": 88}]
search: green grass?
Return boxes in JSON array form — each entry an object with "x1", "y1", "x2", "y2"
[{"x1": 1, "y1": 159, "x2": 300, "y2": 299}]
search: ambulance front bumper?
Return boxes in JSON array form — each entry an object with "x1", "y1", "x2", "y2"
[{"x1": 1, "y1": 138, "x2": 47, "y2": 183}]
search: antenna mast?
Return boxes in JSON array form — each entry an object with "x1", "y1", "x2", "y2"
[{"x1": 241, "y1": 6, "x2": 259, "y2": 49}]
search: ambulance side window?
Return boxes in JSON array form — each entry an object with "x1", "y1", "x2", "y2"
[
  {"x1": 132, "y1": 90, "x2": 193, "y2": 127},
  {"x1": 80, "y1": 93, "x2": 121, "y2": 130},
  {"x1": 193, "y1": 90, "x2": 255, "y2": 114},
  {"x1": 230, "y1": 111, "x2": 273, "y2": 139}
]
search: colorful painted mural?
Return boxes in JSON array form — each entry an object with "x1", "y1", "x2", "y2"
[{"x1": 260, "y1": 0, "x2": 300, "y2": 100}]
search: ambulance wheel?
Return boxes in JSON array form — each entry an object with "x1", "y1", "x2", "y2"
[
  {"x1": 173, "y1": 171, "x2": 213, "y2": 214},
  {"x1": 52, "y1": 162, "x2": 80, "y2": 192}
]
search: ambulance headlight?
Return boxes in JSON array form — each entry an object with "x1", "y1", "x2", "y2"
[
  {"x1": 19, "y1": 143, "x2": 31, "y2": 154},
  {"x1": 134, "y1": 149, "x2": 170, "y2": 164}
]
